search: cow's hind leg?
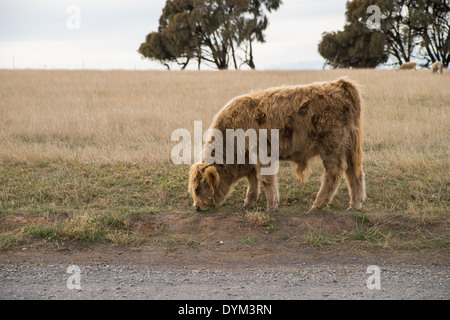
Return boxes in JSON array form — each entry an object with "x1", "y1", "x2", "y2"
[
  {"x1": 309, "y1": 155, "x2": 345, "y2": 213},
  {"x1": 243, "y1": 171, "x2": 260, "y2": 209},
  {"x1": 344, "y1": 160, "x2": 366, "y2": 210}
]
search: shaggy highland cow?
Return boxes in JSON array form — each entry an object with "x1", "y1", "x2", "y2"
[
  {"x1": 189, "y1": 78, "x2": 366, "y2": 214},
  {"x1": 431, "y1": 61, "x2": 444, "y2": 74},
  {"x1": 398, "y1": 62, "x2": 417, "y2": 70}
]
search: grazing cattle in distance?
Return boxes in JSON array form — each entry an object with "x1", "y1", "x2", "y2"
[
  {"x1": 398, "y1": 62, "x2": 417, "y2": 70},
  {"x1": 189, "y1": 78, "x2": 366, "y2": 214},
  {"x1": 431, "y1": 61, "x2": 444, "y2": 75}
]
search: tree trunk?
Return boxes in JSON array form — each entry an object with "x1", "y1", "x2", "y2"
[
  {"x1": 230, "y1": 40, "x2": 238, "y2": 70},
  {"x1": 180, "y1": 58, "x2": 190, "y2": 70},
  {"x1": 247, "y1": 39, "x2": 256, "y2": 70}
]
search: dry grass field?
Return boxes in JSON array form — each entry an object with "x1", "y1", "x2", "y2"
[{"x1": 0, "y1": 69, "x2": 448, "y2": 252}]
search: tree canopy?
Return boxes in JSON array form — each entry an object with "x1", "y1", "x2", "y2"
[
  {"x1": 319, "y1": 0, "x2": 450, "y2": 68},
  {"x1": 139, "y1": 0, "x2": 283, "y2": 70}
]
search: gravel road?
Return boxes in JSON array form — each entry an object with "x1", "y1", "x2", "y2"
[{"x1": 1, "y1": 262, "x2": 448, "y2": 300}]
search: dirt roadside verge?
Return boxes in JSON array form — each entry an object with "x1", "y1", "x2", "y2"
[{"x1": 1, "y1": 210, "x2": 448, "y2": 271}]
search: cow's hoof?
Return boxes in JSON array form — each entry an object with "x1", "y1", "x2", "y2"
[
  {"x1": 242, "y1": 204, "x2": 256, "y2": 210},
  {"x1": 266, "y1": 208, "x2": 278, "y2": 214}
]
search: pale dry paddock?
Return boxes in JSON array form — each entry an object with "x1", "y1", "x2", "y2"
[{"x1": 0, "y1": 69, "x2": 449, "y2": 174}]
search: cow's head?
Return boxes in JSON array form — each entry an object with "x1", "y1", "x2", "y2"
[{"x1": 188, "y1": 163, "x2": 221, "y2": 212}]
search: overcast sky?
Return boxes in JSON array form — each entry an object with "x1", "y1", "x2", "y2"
[{"x1": 0, "y1": 0, "x2": 349, "y2": 70}]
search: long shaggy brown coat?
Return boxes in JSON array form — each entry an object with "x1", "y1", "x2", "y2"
[
  {"x1": 189, "y1": 78, "x2": 366, "y2": 213},
  {"x1": 398, "y1": 62, "x2": 417, "y2": 70}
]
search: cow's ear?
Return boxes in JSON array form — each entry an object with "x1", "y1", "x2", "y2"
[
  {"x1": 204, "y1": 166, "x2": 220, "y2": 194},
  {"x1": 189, "y1": 164, "x2": 203, "y2": 181}
]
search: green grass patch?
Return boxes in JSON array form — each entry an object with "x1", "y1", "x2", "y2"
[
  {"x1": 240, "y1": 236, "x2": 258, "y2": 245},
  {"x1": 0, "y1": 159, "x2": 448, "y2": 251}
]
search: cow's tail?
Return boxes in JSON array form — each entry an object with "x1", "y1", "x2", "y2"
[{"x1": 350, "y1": 117, "x2": 363, "y2": 177}]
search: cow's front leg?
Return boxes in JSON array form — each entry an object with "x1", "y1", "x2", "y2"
[
  {"x1": 243, "y1": 171, "x2": 260, "y2": 209},
  {"x1": 259, "y1": 174, "x2": 279, "y2": 213}
]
